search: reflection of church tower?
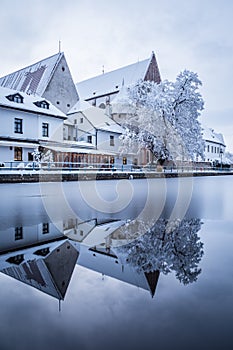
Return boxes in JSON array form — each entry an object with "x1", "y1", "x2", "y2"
[
  {"x1": 77, "y1": 243, "x2": 160, "y2": 297},
  {"x1": 1, "y1": 240, "x2": 78, "y2": 300},
  {"x1": 144, "y1": 271, "x2": 160, "y2": 298}
]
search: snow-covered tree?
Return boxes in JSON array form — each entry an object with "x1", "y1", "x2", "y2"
[
  {"x1": 41, "y1": 149, "x2": 54, "y2": 163},
  {"x1": 32, "y1": 148, "x2": 54, "y2": 163},
  {"x1": 115, "y1": 217, "x2": 204, "y2": 285},
  {"x1": 120, "y1": 70, "x2": 205, "y2": 164}
]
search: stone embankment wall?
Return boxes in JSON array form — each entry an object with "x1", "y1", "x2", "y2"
[{"x1": 0, "y1": 171, "x2": 232, "y2": 183}]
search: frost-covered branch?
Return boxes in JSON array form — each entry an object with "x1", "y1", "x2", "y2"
[
  {"x1": 115, "y1": 217, "x2": 204, "y2": 285},
  {"x1": 120, "y1": 70, "x2": 205, "y2": 163}
]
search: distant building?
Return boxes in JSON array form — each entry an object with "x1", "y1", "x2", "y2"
[
  {"x1": 76, "y1": 52, "x2": 161, "y2": 109},
  {"x1": 202, "y1": 127, "x2": 227, "y2": 165}
]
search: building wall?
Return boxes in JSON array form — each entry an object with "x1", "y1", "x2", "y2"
[
  {"x1": 97, "y1": 130, "x2": 121, "y2": 153},
  {"x1": 0, "y1": 107, "x2": 63, "y2": 142},
  {"x1": 68, "y1": 112, "x2": 97, "y2": 146},
  {"x1": 0, "y1": 108, "x2": 38, "y2": 139},
  {"x1": 44, "y1": 55, "x2": 79, "y2": 114},
  {"x1": 144, "y1": 53, "x2": 161, "y2": 83},
  {"x1": 204, "y1": 141, "x2": 225, "y2": 163}
]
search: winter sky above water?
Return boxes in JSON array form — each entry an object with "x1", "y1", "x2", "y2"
[{"x1": 1, "y1": 0, "x2": 232, "y2": 151}]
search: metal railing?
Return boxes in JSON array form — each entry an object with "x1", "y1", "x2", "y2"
[{"x1": 0, "y1": 161, "x2": 232, "y2": 173}]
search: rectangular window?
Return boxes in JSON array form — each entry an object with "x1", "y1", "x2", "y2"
[
  {"x1": 15, "y1": 227, "x2": 23, "y2": 241},
  {"x1": 110, "y1": 135, "x2": 115, "y2": 146},
  {"x1": 42, "y1": 123, "x2": 49, "y2": 137},
  {"x1": 207, "y1": 145, "x2": 210, "y2": 152},
  {"x1": 14, "y1": 147, "x2": 22, "y2": 161},
  {"x1": 211, "y1": 146, "x2": 213, "y2": 153},
  {"x1": 123, "y1": 157, "x2": 127, "y2": 165},
  {"x1": 42, "y1": 223, "x2": 49, "y2": 234},
  {"x1": 14, "y1": 118, "x2": 23, "y2": 133},
  {"x1": 80, "y1": 117, "x2": 83, "y2": 124},
  {"x1": 87, "y1": 135, "x2": 92, "y2": 143},
  {"x1": 28, "y1": 152, "x2": 33, "y2": 161}
]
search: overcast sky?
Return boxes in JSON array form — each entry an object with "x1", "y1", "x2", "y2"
[{"x1": 1, "y1": 0, "x2": 233, "y2": 151}]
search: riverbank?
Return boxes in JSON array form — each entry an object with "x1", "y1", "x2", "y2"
[{"x1": 0, "y1": 169, "x2": 232, "y2": 183}]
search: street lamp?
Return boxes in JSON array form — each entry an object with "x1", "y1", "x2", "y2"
[{"x1": 220, "y1": 147, "x2": 223, "y2": 170}]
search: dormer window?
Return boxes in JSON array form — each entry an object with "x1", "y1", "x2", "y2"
[
  {"x1": 34, "y1": 100, "x2": 50, "y2": 109},
  {"x1": 6, "y1": 93, "x2": 24, "y2": 103}
]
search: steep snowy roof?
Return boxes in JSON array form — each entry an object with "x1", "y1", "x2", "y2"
[
  {"x1": 0, "y1": 52, "x2": 63, "y2": 96},
  {"x1": 203, "y1": 126, "x2": 225, "y2": 146},
  {"x1": 76, "y1": 57, "x2": 151, "y2": 100},
  {"x1": 0, "y1": 86, "x2": 66, "y2": 119},
  {"x1": 68, "y1": 99, "x2": 92, "y2": 113},
  {"x1": 80, "y1": 107, "x2": 124, "y2": 133}
]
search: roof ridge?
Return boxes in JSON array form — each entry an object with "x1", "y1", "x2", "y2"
[
  {"x1": 77, "y1": 57, "x2": 150, "y2": 84},
  {"x1": 0, "y1": 52, "x2": 63, "y2": 79}
]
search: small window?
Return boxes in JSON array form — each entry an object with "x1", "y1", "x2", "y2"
[
  {"x1": 6, "y1": 93, "x2": 24, "y2": 103},
  {"x1": 87, "y1": 135, "x2": 92, "y2": 143},
  {"x1": 123, "y1": 157, "x2": 127, "y2": 165},
  {"x1": 110, "y1": 157, "x2": 115, "y2": 164},
  {"x1": 28, "y1": 152, "x2": 33, "y2": 161},
  {"x1": 99, "y1": 103, "x2": 106, "y2": 109},
  {"x1": 62, "y1": 66, "x2": 65, "y2": 72},
  {"x1": 42, "y1": 123, "x2": 49, "y2": 137},
  {"x1": 110, "y1": 135, "x2": 114, "y2": 146},
  {"x1": 6, "y1": 254, "x2": 24, "y2": 265},
  {"x1": 80, "y1": 117, "x2": 83, "y2": 124},
  {"x1": 34, "y1": 100, "x2": 49, "y2": 109},
  {"x1": 15, "y1": 227, "x2": 23, "y2": 241},
  {"x1": 42, "y1": 223, "x2": 49, "y2": 234},
  {"x1": 14, "y1": 147, "x2": 22, "y2": 161},
  {"x1": 14, "y1": 118, "x2": 23, "y2": 134}
]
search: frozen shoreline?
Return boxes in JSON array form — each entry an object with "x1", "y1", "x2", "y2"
[{"x1": 0, "y1": 169, "x2": 232, "y2": 183}]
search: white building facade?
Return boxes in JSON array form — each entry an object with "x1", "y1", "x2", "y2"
[
  {"x1": 0, "y1": 86, "x2": 66, "y2": 166},
  {"x1": 202, "y1": 127, "x2": 227, "y2": 166}
]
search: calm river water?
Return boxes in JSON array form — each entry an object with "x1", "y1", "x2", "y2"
[{"x1": 0, "y1": 175, "x2": 232, "y2": 350}]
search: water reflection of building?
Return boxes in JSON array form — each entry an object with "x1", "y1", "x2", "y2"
[
  {"x1": 0, "y1": 240, "x2": 78, "y2": 300},
  {"x1": 64, "y1": 218, "x2": 160, "y2": 296},
  {"x1": 0, "y1": 221, "x2": 64, "y2": 253},
  {"x1": 76, "y1": 242, "x2": 159, "y2": 297},
  {"x1": 0, "y1": 215, "x2": 204, "y2": 301},
  {"x1": 0, "y1": 218, "x2": 160, "y2": 299}
]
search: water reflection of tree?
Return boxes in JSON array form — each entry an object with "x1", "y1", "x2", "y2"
[{"x1": 115, "y1": 218, "x2": 204, "y2": 285}]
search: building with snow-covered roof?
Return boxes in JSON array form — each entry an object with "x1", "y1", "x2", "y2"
[
  {"x1": 66, "y1": 104, "x2": 134, "y2": 168},
  {"x1": 76, "y1": 52, "x2": 161, "y2": 109},
  {"x1": 0, "y1": 240, "x2": 78, "y2": 301},
  {"x1": 202, "y1": 126, "x2": 227, "y2": 165},
  {"x1": 0, "y1": 86, "x2": 66, "y2": 165},
  {"x1": 0, "y1": 52, "x2": 79, "y2": 114}
]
